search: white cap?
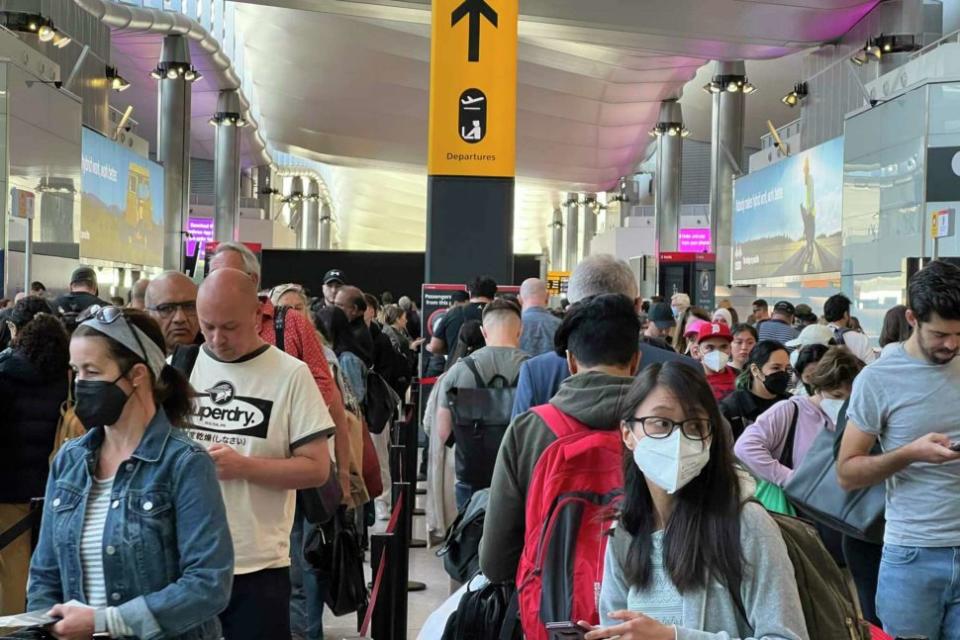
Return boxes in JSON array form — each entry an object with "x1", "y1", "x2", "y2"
[
  {"x1": 786, "y1": 323, "x2": 834, "y2": 348},
  {"x1": 712, "y1": 308, "x2": 733, "y2": 326}
]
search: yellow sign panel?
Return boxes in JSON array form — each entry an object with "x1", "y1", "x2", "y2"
[
  {"x1": 546, "y1": 270, "x2": 571, "y2": 296},
  {"x1": 427, "y1": 0, "x2": 518, "y2": 178}
]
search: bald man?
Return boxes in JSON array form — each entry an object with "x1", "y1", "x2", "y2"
[
  {"x1": 518, "y1": 277, "x2": 561, "y2": 356},
  {"x1": 145, "y1": 272, "x2": 200, "y2": 352},
  {"x1": 128, "y1": 277, "x2": 150, "y2": 310},
  {"x1": 190, "y1": 268, "x2": 333, "y2": 640}
]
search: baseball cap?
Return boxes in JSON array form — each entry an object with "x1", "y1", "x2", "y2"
[
  {"x1": 773, "y1": 300, "x2": 796, "y2": 316},
  {"x1": 786, "y1": 323, "x2": 835, "y2": 348},
  {"x1": 684, "y1": 318, "x2": 708, "y2": 338},
  {"x1": 649, "y1": 302, "x2": 676, "y2": 329},
  {"x1": 322, "y1": 269, "x2": 345, "y2": 285},
  {"x1": 70, "y1": 266, "x2": 97, "y2": 286},
  {"x1": 696, "y1": 321, "x2": 734, "y2": 344}
]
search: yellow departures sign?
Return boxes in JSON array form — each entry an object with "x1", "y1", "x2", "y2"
[{"x1": 428, "y1": 0, "x2": 518, "y2": 178}]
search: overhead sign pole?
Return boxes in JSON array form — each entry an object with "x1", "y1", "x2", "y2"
[{"x1": 426, "y1": 0, "x2": 518, "y2": 286}]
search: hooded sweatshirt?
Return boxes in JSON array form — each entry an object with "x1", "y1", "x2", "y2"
[{"x1": 479, "y1": 371, "x2": 632, "y2": 583}]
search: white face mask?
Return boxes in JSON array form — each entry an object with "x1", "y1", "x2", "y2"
[
  {"x1": 631, "y1": 429, "x2": 711, "y2": 494},
  {"x1": 702, "y1": 350, "x2": 730, "y2": 373},
  {"x1": 820, "y1": 398, "x2": 846, "y2": 425}
]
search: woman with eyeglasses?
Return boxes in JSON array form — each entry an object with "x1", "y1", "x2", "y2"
[
  {"x1": 583, "y1": 362, "x2": 806, "y2": 639},
  {"x1": 27, "y1": 307, "x2": 233, "y2": 640},
  {"x1": 720, "y1": 340, "x2": 792, "y2": 442}
]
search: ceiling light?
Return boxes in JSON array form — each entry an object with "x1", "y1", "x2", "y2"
[
  {"x1": 37, "y1": 24, "x2": 54, "y2": 42},
  {"x1": 52, "y1": 33, "x2": 70, "y2": 48},
  {"x1": 850, "y1": 49, "x2": 868, "y2": 66},
  {"x1": 152, "y1": 61, "x2": 202, "y2": 83},
  {"x1": 742, "y1": 82, "x2": 757, "y2": 95},
  {"x1": 165, "y1": 68, "x2": 178, "y2": 80},
  {"x1": 727, "y1": 81, "x2": 740, "y2": 92},
  {"x1": 650, "y1": 122, "x2": 690, "y2": 139},
  {"x1": 703, "y1": 74, "x2": 756, "y2": 95},
  {"x1": 781, "y1": 82, "x2": 808, "y2": 108},
  {"x1": 866, "y1": 41, "x2": 882, "y2": 59},
  {"x1": 106, "y1": 66, "x2": 130, "y2": 92}
]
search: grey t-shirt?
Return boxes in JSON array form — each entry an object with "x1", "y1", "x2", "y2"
[
  {"x1": 438, "y1": 346, "x2": 529, "y2": 409},
  {"x1": 847, "y1": 343, "x2": 960, "y2": 547}
]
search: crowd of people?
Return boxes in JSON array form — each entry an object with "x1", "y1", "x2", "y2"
[{"x1": 0, "y1": 247, "x2": 956, "y2": 640}]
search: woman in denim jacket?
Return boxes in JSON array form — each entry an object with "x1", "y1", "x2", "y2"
[{"x1": 28, "y1": 307, "x2": 233, "y2": 640}]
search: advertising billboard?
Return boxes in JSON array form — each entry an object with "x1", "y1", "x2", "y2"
[
  {"x1": 733, "y1": 136, "x2": 844, "y2": 281},
  {"x1": 80, "y1": 127, "x2": 164, "y2": 267}
]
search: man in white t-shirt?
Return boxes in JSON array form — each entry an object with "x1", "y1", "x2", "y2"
[
  {"x1": 190, "y1": 268, "x2": 333, "y2": 640},
  {"x1": 823, "y1": 293, "x2": 876, "y2": 364}
]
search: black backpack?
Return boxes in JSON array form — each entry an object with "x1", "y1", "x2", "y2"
[
  {"x1": 447, "y1": 357, "x2": 519, "y2": 489},
  {"x1": 363, "y1": 368, "x2": 401, "y2": 434},
  {"x1": 832, "y1": 326, "x2": 852, "y2": 346},
  {"x1": 442, "y1": 578, "x2": 521, "y2": 640},
  {"x1": 436, "y1": 488, "x2": 489, "y2": 583}
]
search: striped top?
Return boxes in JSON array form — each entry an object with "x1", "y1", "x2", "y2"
[
  {"x1": 757, "y1": 319, "x2": 800, "y2": 346},
  {"x1": 80, "y1": 476, "x2": 134, "y2": 638},
  {"x1": 80, "y1": 477, "x2": 113, "y2": 607}
]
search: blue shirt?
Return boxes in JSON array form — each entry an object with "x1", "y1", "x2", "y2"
[
  {"x1": 511, "y1": 340, "x2": 702, "y2": 418},
  {"x1": 29, "y1": 410, "x2": 234, "y2": 640},
  {"x1": 520, "y1": 307, "x2": 562, "y2": 357}
]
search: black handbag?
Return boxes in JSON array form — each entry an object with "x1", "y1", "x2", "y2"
[
  {"x1": 447, "y1": 358, "x2": 518, "y2": 489},
  {"x1": 298, "y1": 468, "x2": 343, "y2": 525},
  {"x1": 783, "y1": 399, "x2": 885, "y2": 543},
  {"x1": 304, "y1": 507, "x2": 369, "y2": 616}
]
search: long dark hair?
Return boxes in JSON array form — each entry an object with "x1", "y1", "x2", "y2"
[
  {"x1": 735, "y1": 339, "x2": 788, "y2": 391},
  {"x1": 73, "y1": 309, "x2": 194, "y2": 427},
  {"x1": 9, "y1": 298, "x2": 69, "y2": 379},
  {"x1": 446, "y1": 320, "x2": 485, "y2": 371},
  {"x1": 618, "y1": 362, "x2": 743, "y2": 594}
]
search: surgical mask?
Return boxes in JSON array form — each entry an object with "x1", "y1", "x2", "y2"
[
  {"x1": 632, "y1": 430, "x2": 711, "y2": 494},
  {"x1": 74, "y1": 373, "x2": 131, "y2": 428},
  {"x1": 760, "y1": 370, "x2": 791, "y2": 396},
  {"x1": 702, "y1": 350, "x2": 730, "y2": 373},
  {"x1": 820, "y1": 398, "x2": 846, "y2": 425},
  {"x1": 671, "y1": 305, "x2": 680, "y2": 319}
]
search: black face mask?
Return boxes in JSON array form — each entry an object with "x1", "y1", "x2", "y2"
[
  {"x1": 74, "y1": 372, "x2": 131, "y2": 428},
  {"x1": 760, "y1": 371, "x2": 791, "y2": 396}
]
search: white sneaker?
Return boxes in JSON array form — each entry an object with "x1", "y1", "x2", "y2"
[{"x1": 375, "y1": 499, "x2": 391, "y2": 521}]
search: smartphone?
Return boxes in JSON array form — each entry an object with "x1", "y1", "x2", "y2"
[
  {"x1": 545, "y1": 621, "x2": 588, "y2": 640},
  {"x1": 950, "y1": 441, "x2": 960, "y2": 452}
]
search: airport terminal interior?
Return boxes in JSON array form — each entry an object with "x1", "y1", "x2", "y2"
[{"x1": 1, "y1": 0, "x2": 960, "y2": 639}]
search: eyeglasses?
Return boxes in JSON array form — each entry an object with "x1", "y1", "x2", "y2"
[
  {"x1": 80, "y1": 305, "x2": 150, "y2": 365},
  {"x1": 147, "y1": 301, "x2": 197, "y2": 318},
  {"x1": 625, "y1": 416, "x2": 713, "y2": 441}
]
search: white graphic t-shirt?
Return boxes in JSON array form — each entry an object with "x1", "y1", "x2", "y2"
[{"x1": 187, "y1": 344, "x2": 334, "y2": 574}]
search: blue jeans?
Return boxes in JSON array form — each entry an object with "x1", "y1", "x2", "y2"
[
  {"x1": 876, "y1": 543, "x2": 960, "y2": 640},
  {"x1": 290, "y1": 506, "x2": 327, "y2": 640},
  {"x1": 455, "y1": 481, "x2": 476, "y2": 511}
]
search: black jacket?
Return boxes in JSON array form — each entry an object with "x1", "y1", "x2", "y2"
[
  {"x1": 0, "y1": 349, "x2": 69, "y2": 502},
  {"x1": 54, "y1": 291, "x2": 108, "y2": 315}
]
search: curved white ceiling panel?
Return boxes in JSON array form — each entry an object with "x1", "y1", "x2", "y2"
[{"x1": 230, "y1": 0, "x2": 879, "y2": 250}]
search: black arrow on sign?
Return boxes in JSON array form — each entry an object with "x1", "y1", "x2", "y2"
[{"x1": 451, "y1": 0, "x2": 498, "y2": 63}]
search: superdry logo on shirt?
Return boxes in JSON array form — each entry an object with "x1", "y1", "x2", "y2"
[{"x1": 189, "y1": 380, "x2": 274, "y2": 438}]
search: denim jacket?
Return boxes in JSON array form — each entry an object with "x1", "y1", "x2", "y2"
[{"x1": 28, "y1": 409, "x2": 234, "y2": 640}]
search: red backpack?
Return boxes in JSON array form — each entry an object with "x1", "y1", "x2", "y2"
[{"x1": 516, "y1": 404, "x2": 624, "y2": 640}]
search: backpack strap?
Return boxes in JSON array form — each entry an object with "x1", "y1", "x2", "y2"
[
  {"x1": 171, "y1": 344, "x2": 201, "y2": 377},
  {"x1": 778, "y1": 400, "x2": 800, "y2": 469},
  {"x1": 462, "y1": 356, "x2": 486, "y2": 388},
  {"x1": 274, "y1": 305, "x2": 288, "y2": 353},
  {"x1": 531, "y1": 403, "x2": 589, "y2": 440}
]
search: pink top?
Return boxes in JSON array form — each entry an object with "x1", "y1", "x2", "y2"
[{"x1": 734, "y1": 396, "x2": 834, "y2": 487}]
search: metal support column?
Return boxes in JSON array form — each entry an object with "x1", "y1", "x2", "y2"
[
  {"x1": 708, "y1": 61, "x2": 748, "y2": 286},
  {"x1": 156, "y1": 35, "x2": 196, "y2": 272},
  {"x1": 550, "y1": 207, "x2": 563, "y2": 271},
  {"x1": 255, "y1": 166, "x2": 273, "y2": 221},
  {"x1": 319, "y1": 203, "x2": 332, "y2": 250},
  {"x1": 655, "y1": 100, "x2": 685, "y2": 254},
  {"x1": 582, "y1": 194, "x2": 597, "y2": 260},
  {"x1": 213, "y1": 90, "x2": 243, "y2": 244},
  {"x1": 564, "y1": 193, "x2": 579, "y2": 272},
  {"x1": 288, "y1": 176, "x2": 305, "y2": 249},
  {"x1": 304, "y1": 180, "x2": 320, "y2": 250}
]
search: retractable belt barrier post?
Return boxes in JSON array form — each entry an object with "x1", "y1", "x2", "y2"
[{"x1": 349, "y1": 494, "x2": 405, "y2": 640}]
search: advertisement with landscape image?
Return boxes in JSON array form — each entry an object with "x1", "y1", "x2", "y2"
[
  {"x1": 732, "y1": 136, "x2": 844, "y2": 281},
  {"x1": 80, "y1": 127, "x2": 164, "y2": 267}
]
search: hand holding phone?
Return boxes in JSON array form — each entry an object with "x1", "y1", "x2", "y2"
[{"x1": 546, "y1": 621, "x2": 590, "y2": 640}]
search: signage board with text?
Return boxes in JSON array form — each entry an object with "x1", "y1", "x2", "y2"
[{"x1": 427, "y1": 0, "x2": 518, "y2": 178}]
